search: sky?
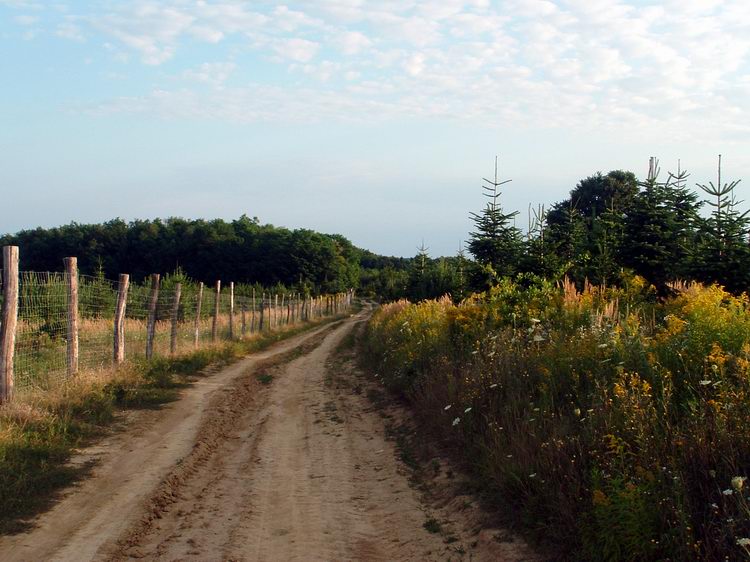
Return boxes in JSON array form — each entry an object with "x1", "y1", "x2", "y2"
[{"x1": 2, "y1": 0, "x2": 750, "y2": 257}]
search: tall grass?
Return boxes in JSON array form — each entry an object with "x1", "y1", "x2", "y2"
[{"x1": 364, "y1": 277, "x2": 750, "y2": 561}]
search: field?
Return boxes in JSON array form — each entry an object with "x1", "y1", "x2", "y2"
[
  {"x1": 11, "y1": 271, "x2": 330, "y2": 391},
  {"x1": 364, "y1": 277, "x2": 750, "y2": 561}
]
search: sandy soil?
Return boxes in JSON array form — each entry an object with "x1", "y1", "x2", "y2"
[{"x1": 0, "y1": 309, "x2": 538, "y2": 562}]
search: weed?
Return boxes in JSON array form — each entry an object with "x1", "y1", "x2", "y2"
[
  {"x1": 423, "y1": 517, "x2": 442, "y2": 534},
  {"x1": 363, "y1": 279, "x2": 750, "y2": 560}
]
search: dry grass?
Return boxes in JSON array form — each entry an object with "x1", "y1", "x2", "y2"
[{"x1": 364, "y1": 278, "x2": 750, "y2": 561}]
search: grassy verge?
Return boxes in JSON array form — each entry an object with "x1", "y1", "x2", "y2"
[
  {"x1": 0, "y1": 315, "x2": 344, "y2": 534},
  {"x1": 362, "y1": 280, "x2": 750, "y2": 561}
]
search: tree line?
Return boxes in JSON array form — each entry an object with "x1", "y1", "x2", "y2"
[
  {"x1": 4, "y1": 154, "x2": 746, "y2": 301},
  {"x1": 409, "y1": 155, "x2": 750, "y2": 300},
  {"x1": 0, "y1": 216, "x2": 361, "y2": 295}
]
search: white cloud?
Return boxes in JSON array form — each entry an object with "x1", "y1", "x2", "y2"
[
  {"x1": 402, "y1": 52, "x2": 425, "y2": 76},
  {"x1": 56, "y1": 20, "x2": 85, "y2": 41},
  {"x1": 182, "y1": 62, "x2": 236, "y2": 86},
  {"x1": 272, "y1": 5, "x2": 325, "y2": 32},
  {"x1": 335, "y1": 30, "x2": 371, "y2": 55},
  {"x1": 33, "y1": 0, "x2": 748, "y2": 142},
  {"x1": 273, "y1": 37, "x2": 319, "y2": 62}
]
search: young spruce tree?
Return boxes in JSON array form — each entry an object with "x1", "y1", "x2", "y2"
[
  {"x1": 621, "y1": 158, "x2": 701, "y2": 293},
  {"x1": 467, "y1": 156, "x2": 523, "y2": 288},
  {"x1": 694, "y1": 155, "x2": 750, "y2": 292}
]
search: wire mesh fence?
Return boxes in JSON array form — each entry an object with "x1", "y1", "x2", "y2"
[{"x1": 0, "y1": 260, "x2": 353, "y2": 394}]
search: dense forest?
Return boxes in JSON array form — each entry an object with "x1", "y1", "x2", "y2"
[{"x1": 0, "y1": 215, "x2": 366, "y2": 294}]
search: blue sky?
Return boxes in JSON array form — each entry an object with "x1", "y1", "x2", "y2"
[{"x1": 2, "y1": 0, "x2": 750, "y2": 257}]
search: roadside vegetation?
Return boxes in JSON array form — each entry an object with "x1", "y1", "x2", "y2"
[{"x1": 364, "y1": 277, "x2": 750, "y2": 560}]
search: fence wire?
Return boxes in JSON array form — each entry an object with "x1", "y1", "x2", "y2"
[
  {"x1": 15, "y1": 272, "x2": 69, "y2": 388},
  {"x1": 5, "y1": 271, "x2": 351, "y2": 390}
]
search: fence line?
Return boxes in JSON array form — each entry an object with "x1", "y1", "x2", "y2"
[{"x1": 0, "y1": 246, "x2": 355, "y2": 402}]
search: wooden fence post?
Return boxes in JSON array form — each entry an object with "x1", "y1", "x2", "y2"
[
  {"x1": 194, "y1": 282, "x2": 203, "y2": 348},
  {"x1": 212, "y1": 280, "x2": 221, "y2": 342},
  {"x1": 145, "y1": 274, "x2": 160, "y2": 359},
  {"x1": 241, "y1": 301, "x2": 247, "y2": 337},
  {"x1": 286, "y1": 294, "x2": 291, "y2": 325},
  {"x1": 274, "y1": 294, "x2": 279, "y2": 329},
  {"x1": 0, "y1": 246, "x2": 19, "y2": 402},
  {"x1": 64, "y1": 257, "x2": 79, "y2": 376},
  {"x1": 228, "y1": 282, "x2": 235, "y2": 339},
  {"x1": 251, "y1": 287, "x2": 256, "y2": 333},
  {"x1": 170, "y1": 282, "x2": 182, "y2": 354},
  {"x1": 114, "y1": 273, "x2": 129, "y2": 364},
  {"x1": 259, "y1": 292, "x2": 265, "y2": 332}
]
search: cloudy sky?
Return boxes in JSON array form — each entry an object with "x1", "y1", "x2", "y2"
[{"x1": 2, "y1": 0, "x2": 750, "y2": 257}]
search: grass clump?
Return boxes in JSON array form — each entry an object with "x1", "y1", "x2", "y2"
[
  {"x1": 423, "y1": 516, "x2": 442, "y2": 534},
  {"x1": 364, "y1": 277, "x2": 750, "y2": 561}
]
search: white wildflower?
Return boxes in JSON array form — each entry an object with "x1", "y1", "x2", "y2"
[
  {"x1": 529, "y1": 473, "x2": 537, "y2": 478},
  {"x1": 738, "y1": 538, "x2": 750, "y2": 547},
  {"x1": 598, "y1": 343, "x2": 608, "y2": 349},
  {"x1": 444, "y1": 404, "x2": 452, "y2": 411},
  {"x1": 533, "y1": 334, "x2": 545, "y2": 342},
  {"x1": 699, "y1": 380, "x2": 712, "y2": 386},
  {"x1": 530, "y1": 318, "x2": 541, "y2": 324},
  {"x1": 723, "y1": 489, "x2": 734, "y2": 496},
  {"x1": 452, "y1": 417, "x2": 460, "y2": 426},
  {"x1": 464, "y1": 407, "x2": 472, "y2": 414},
  {"x1": 489, "y1": 384, "x2": 498, "y2": 389}
]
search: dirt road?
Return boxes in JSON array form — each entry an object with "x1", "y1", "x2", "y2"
[{"x1": 0, "y1": 309, "x2": 536, "y2": 561}]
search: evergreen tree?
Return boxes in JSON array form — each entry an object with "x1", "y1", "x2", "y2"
[
  {"x1": 621, "y1": 158, "x2": 701, "y2": 292},
  {"x1": 694, "y1": 155, "x2": 750, "y2": 292},
  {"x1": 467, "y1": 156, "x2": 523, "y2": 287},
  {"x1": 545, "y1": 200, "x2": 587, "y2": 277}
]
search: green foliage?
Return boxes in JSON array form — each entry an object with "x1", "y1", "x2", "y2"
[
  {"x1": 621, "y1": 160, "x2": 701, "y2": 292},
  {"x1": 364, "y1": 280, "x2": 750, "y2": 560},
  {"x1": 467, "y1": 157, "x2": 524, "y2": 281},
  {"x1": 0, "y1": 215, "x2": 361, "y2": 294}
]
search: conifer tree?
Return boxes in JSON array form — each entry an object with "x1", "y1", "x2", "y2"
[
  {"x1": 694, "y1": 155, "x2": 750, "y2": 292},
  {"x1": 467, "y1": 156, "x2": 523, "y2": 286},
  {"x1": 621, "y1": 158, "x2": 701, "y2": 292}
]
